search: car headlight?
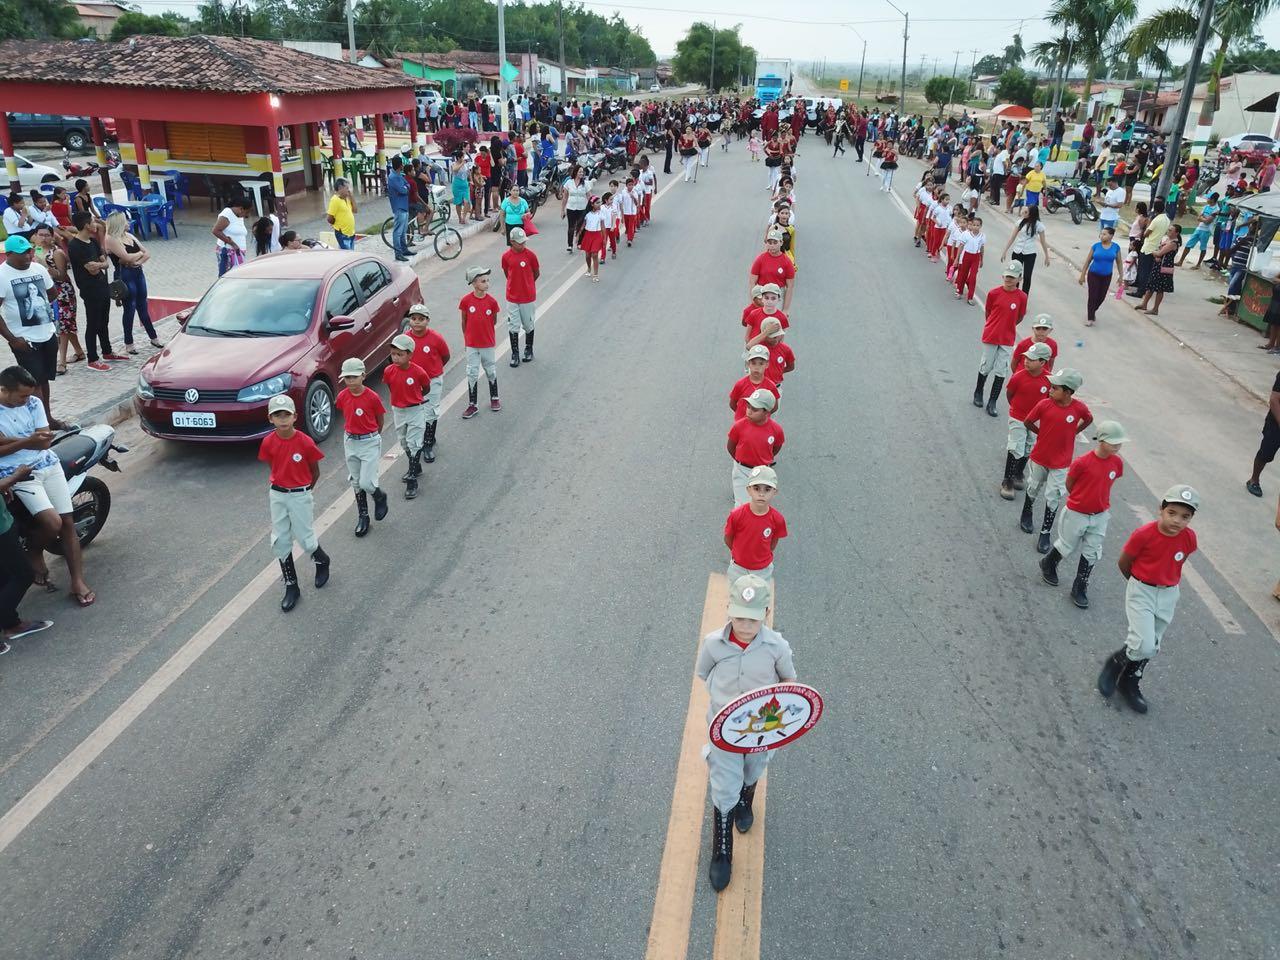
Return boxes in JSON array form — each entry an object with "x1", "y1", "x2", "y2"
[
  {"x1": 237, "y1": 373, "x2": 293, "y2": 403},
  {"x1": 136, "y1": 372, "x2": 154, "y2": 400}
]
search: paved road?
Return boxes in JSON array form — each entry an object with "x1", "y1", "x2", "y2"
[{"x1": 0, "y1": 134, "x2": 1276, "y2": 960}]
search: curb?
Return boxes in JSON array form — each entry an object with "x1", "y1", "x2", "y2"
[{"x1": 896, "y1": 157, "x2": 1270, "y2": 406}]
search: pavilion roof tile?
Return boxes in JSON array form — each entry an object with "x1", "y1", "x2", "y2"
[{"x1": 0, "y1": 35, "x2": 417, "y2": 94}]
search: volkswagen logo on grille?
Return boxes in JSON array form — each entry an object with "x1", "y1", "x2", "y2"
[{"x1": 184, "y1": 388, "x2": 200, "y2": 404}]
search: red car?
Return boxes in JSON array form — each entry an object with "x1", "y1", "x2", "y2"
[{"x1": 135, "y1": 251, "x2": 422, "y2": 442}]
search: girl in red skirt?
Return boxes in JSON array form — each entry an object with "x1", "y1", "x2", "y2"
[{"x1": 579, "y1": 195, "x2": 606, "y2": 282}]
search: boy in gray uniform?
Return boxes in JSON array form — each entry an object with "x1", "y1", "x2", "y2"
[
  {"x1": 335, "y1": 357, "x2": 389, "y2": 536},
  {"x1": 696, "y1": 574, "x2": 797, "y2": 891}
]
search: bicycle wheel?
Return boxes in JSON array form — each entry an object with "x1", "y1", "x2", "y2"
[
  {"x1": 379, "y1": 217, "x2": 396, "y2": 248},
  {"x1": 434, "y1": 226, "x2": 463, "y2": 261}
]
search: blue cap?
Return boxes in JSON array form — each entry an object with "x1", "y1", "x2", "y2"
[{"x1": 4, "y1": 236, "x2": 32, "y2": 254}]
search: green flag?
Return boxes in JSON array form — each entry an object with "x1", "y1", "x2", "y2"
[{"x1": 501, "y1": 62, "x2": 519, "y2": 83}]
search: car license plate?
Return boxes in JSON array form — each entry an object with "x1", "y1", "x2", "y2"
[{"x1": 172, "y1": 412, "x2": 216, "y2": 428}]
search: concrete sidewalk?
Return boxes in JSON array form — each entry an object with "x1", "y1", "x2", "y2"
[{"x1": 891, "y1": 157, "x2": 1278, "y2": 406}]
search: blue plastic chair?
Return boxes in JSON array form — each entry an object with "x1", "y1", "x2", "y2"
[
  {"x1": 149, "y1": 200, "x2": 177, "y2": 239},
  {"x1": 91, "y1": 196, "x2": 111, "y2": 218},
  {"x1": 120, "y1": 173, "x2": 145, "y2": 202},
  {"x1": 162, "y1": 170, "x2": 189, "y2": 209}
]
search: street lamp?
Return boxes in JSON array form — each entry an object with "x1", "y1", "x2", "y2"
[
  {"x1": 882, "y1": 0, "x2": 909, "y2": 117},
  {"x1": 841, "y1": 24, "x2": 868, "y2": 100}
]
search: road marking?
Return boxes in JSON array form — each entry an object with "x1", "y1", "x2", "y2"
[
  {"x1": 645, "y1": 574, "x2": 775, "y2": 960},
  {"x1": 0, "y1": 174, "x2": 685, "y2": 857},
  {"x1": 1132, "y1": 506, "x2": 1246, "y2": 636}
]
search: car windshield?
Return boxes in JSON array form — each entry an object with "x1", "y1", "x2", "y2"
[
  {"x1": 758, "y1": 78, "x2": 783, "y2": 89},
  {"x1": 186, "y1": 277, "x2": 320, "y2": 337}
]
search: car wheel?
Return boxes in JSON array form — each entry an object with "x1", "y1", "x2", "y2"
[
  {"x1": 41, "y1": 174, "x2": 60, "y2": 184},
  {"x1": 64, "y1": 130, "x2": 88, "y2": 152},
  {"x1": 303, "y1": 380, "x2": 335, "y2": 442}
]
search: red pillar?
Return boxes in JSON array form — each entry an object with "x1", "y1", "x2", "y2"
[
  {"x1": 327, "y1": 118, "x2": 344, "y2": 180},
  {"x1": 90, "y1": 117, "x2": 112, "y2": 198},
  {"x1": 266, "y1": 124, "x2": 288, "y2": 225},
  {"x1": 129, "y1": 117, "x2": 151, "y2": 191},
  {"x1": 408, "y1": 111, "x2": 419, "y2": 154},
  {"x1": 373, "y1": 113, "x2": 386, "y2": 194},
  {"x1": 0, "y1": 113, "x2": 18, "y2": 194}
]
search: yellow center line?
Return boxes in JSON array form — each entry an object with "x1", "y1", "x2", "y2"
[{"x1": 645, "y1": 573, "x2": 774, "y2": 960}]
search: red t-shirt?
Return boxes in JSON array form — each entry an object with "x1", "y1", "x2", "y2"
[
  {"x1": 982, "y1": 286, "x2": 1029, "y2": 346},
  {"x1": 743, "y1": 306, "x2": 791, "y2": 340},
  {"x1": 459, "y1": 292, "x2": 500, "y2": 348},
  {"x1": 258, "y1": 429, "x2": 324, "y2": 488},
  {"x1": 741, "y1": 302, "x2": 758, "y2": 327},
  {"x1": 1066, "y1": 450, "x2": 1124, "y2": 514},
  {"x1": 1013, "y1": 336, "x2": 1058, "y2": 373},
  {"x1": 749, "y1": 251, "x2": 796, "y2": 287},
  {"x1": 335, "y1": 386, "x2": 385, "y2": 434},
  {"x1": 475, "y1": 152, "x2": 492, "y2": 178},
  {"x1": 1027, "y1": 397, "x2": 1093, "y2": 469},
  {"x1": 406, "y1": 327, "x2": 450, "y2": 380},
  {"x1": 725, "y1": 503, "x2": 788, "y2": 570},
  {"x1": 501, "y1": 247, "x2": 539, "y2": 304},
  {"x1": 515, "y1": 140, "x2": 528, "y2": 171},
  {"x1": 382, "y1": 361, "x2": 429, "y2": 408},
  {"x1": 766, "y1": 341, "x2": 795, "y2": 384},
  {"x1": 728, "y1": 417, "x2": 784, "y2": 466},
  {"x1": 729, "y1": 375, "x2": 781, "y2": 419},
  {"x1": 1123, "y1": 521, "x2": 1197, "y2": 587},
  {"x1": 1005, "y1": 367, "x2": 1051, "y2": 420},
  {"x1": 728, "y1": 628, "x2": 750, "y2": 650},
  {"x1": 51, "y1": 200, "x2": 72, "y2": 228}
]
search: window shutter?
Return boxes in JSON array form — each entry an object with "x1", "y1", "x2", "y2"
[{"x1": 166, "y1": 122, "x2": 247, "y2": 164}]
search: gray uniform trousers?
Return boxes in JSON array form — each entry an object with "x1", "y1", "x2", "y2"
[
  {"x1": 269, "y1": 489, "x2": 317, "y2": 560},
  {"x1": 392, "y1": 404, "x2": 427, "y2": 456},
  {"x1": 1052, "y1": 508, "x2": 1110, "y2": 563},
  {"x1": 344, "y1": 432, "x2": 381, "y2": 492},
  {"x1": 1124, "y1": 579, "x2": 1180, "y2": 661}
]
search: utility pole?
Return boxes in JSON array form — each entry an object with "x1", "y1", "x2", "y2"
[
  {"x1": 857, "y1": 40, "x2": 866, "y2": 98},
  {"x1": 945, "y1": 50, "x2": 960, "y2": 114},
  {"x1": 968, "y1": 48, "x2": 978, "y2": 100},
  {"x1": 709, "y1": 21, "x2": 717, "y2": 92},
  {"x1": 556, "y1": 0, "x2": 566, "y2": 100},
  {"x1": 1156, "y1": 0, "x2": 1215, "y2": 204},
  {"x1": 497, "y1": 0, "x2": 508, "y2": 132},
  {"x1": 345, "y1": 0, "x2": 356, "y2": 63}
]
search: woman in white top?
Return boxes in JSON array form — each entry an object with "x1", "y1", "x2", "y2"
[
  {"x1": 211, "y1": 196, "x2": 252, "y2": 276},
  {"x1": 559, "y1": 165, "x2": 593, "y2": 254},
  {"x1": 251, "y1": 214, "x2": 282, "y2": 257},
  {"x1": 1000, "y1": 205, "x2": 1051, "y2": 293}
]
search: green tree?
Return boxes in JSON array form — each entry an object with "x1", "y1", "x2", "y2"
[
  {"x1": 672, "y1": 21, "x2": 754, "y2": 91},
  {"x1": 924, "y1": 75, "x2": 960, "y2": 115},
  {"x1": 108, "y1": 11, "x2": 189, "y2": 40},
  {"x1": 1046, "y1": 0, "x2": 1138, "y2": 119},
  {"x1": 973, "y1": 53, "x2": 1004, "y2": 76},
  {"x1": 1002, "y1": 32, "x2": 1025, "y2": 69},
  {"x1": 1129, "y1": 0, "x2": 1280, "y2": 128},
  {"x1": 0, "y1": 0, "x2": 90, "y2": 39},
  {"x1": 994, "y1": 66, "x2": 1037, "y2": 108}
]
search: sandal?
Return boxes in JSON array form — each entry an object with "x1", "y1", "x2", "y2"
[
  {"x1": 71, "y1": 590, "x2": 96, "y2": 608},
  {"x1": 56, "y1": 363, "x2": 68, "y2": 375},
  {"x1": 70, "y1": 353, "x2": 85, "y2": 363},
  {"x1": 32, "y1": 575, "x2": 59, "y2": 593}
]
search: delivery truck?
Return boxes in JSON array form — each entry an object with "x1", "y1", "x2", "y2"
[{"x1": 754, "y1": 59, "x2": 791, "y2": 104}]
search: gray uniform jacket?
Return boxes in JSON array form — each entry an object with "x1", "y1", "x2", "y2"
[{"x1": 696, "y1": 623, "x2": 797, "y2": 723}]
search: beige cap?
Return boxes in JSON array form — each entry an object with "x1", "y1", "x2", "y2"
[
  {"x1": 1048, "y1": 367, "x2": 1082, "y2": 392},
  {"x1": 1031, "y1": 314, "x2": 1054, "y2": 329},
  {"x1": 765, "y1": 229, "x2": 784, "y2": 243},
  {"x1": 267, "y1": 394, "x2": 295, "y2": 415},
  {"x1": 340, "y1": 357, "x2": 366, "y2": 378},
  {"x1": 508, "y1": 227, "x2": 528, "y2": 243},
  {"x1": 727, "y1": 574, "x2": 771, "y2": 620},
  {"x1": 758, "y1": 282, "x2": 782, "y2": 297},
  {"x1": 391, "y1": 333, "x2": 415, "y2": 352},
  {"x1": 1023, "y1": 342, "x2": 1053, "y2": 361},
  {"x1": 745, "y1": 464, "x2": 778, "y2": 489},
  {"x1": 751, "y1": 284, "x2": 764, "y2": 298},
  {"x1": 745, "y1": 388, "x2": 775, "y2": 411},
  {"x1": 407, "y1": 303, "x2": 430, "y2": 317},
  {"x1": 465, "y1": 266, "x2": 492, "y2": 283},
  {"x1": 1093, "y1": 420, "x2": 1129, "y2": 444},
  {"x1": 761, "y1": 317, "x2": 784, "y2": 336},
  {"x1": 1162, "y1": 484, "x2": 1200, "y2": 510},
  {"x1": 1002, "y1": 261, "x2": 1025, "y2": 278},
  {"x1": 745, "y1": 344, "x2": 770, "y2": 362}
]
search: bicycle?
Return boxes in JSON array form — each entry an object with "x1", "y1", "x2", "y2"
[{"x1": 380, "y1": 206, "x2": 462, "y2": 261}]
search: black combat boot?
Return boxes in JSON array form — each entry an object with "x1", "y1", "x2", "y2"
[
  {"x1": 1039, "y1": 547, "x2": 1062, "y2": 586},
  {"x1": 1000, "y1": 451, "x2": 1018, "y2": 500},
  {"x1": 733, "y1": 783, "x2": 758, "y2": 834},
  {"x1": 279, "y1": 556, "x2": 300, "y2": 612},
  {"x1": 488, "y1": 378, "x2": 501, "y2": 412},
  {"x1": 1097, "y1": 648, "x2": 1129, "y2": 698},
  {"x1": 509, "y1": 331, "x2": 521, "y2": 367},
  {"x1": 973, "y1": 372, "x2": 987, "y2": 407},
  {"x1": 423, "y1": 421, "x2": 437, "y2": 462},
  {"x1": 1012, "y1": 456, "x2": 1028, "y2": 491},
  {"x1": 405, "y1": 452, "x2": 421, "y2": 499},
  {"x1": 1019, "y1": 495, "x2": 1035, "y2": 534},
  {"x1": 1118, "y1": 658, "x2": 1149, "y2": 714},
  {"x1": 1070, "y1": 557, "x2": 1093, "y2": 608},
  {"x1": 312, "y1": 546, "x2": 330, "y2": 589},
  {"x1": 354, "y1": 491, "x2": 370, "y2": 537},
  {"x1": 708, "y1": 806, "x2": 735, "y2": 891},
  {"x1": 1036, "y1": 506, "x2": 1057, "y2": 554},
  {"x1": 522, "y1": 330, "x2": 534, "y2": 362},
  {"x1": 985, "y1": 375, "x2": 1004, "y2": 417},
  {"x1": 372, "y1": 487, "x2": 389, "y2": 521},
  {"x1": 463, "y1": 383, "x2": 479, "y2": 419}
]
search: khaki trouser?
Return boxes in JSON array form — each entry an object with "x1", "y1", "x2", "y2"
[
  {"x1": 728, "y1": 561, "x2": 774, "y2": 584},
  {"x1": 1024, "y1": 462, "x2": 1067, "y2": 512},
  {"x1": 704, "y1": 741, "x2": 770, "y2": 813},
  {"x1": 1124, "y1": 578, "x2": 1180, "y2": 660},
  {"x1": 507, "y1": 301, "x2": 536, "y2": 334},
  {"x1": 466, "y1": 346, "x2": 497, "y2": 385},
  {"x1": 392, "y1": 403, "x2": 427, "y2": 456},
  {"x1": 424, "y1": 377, "x2": 443, "y2": 423},
  {"x1": 978, "y1": 342, "x2": 1013, "y2": 377},
  {"x1": 344, "y1": 433, "x2": 381, "y2": 492},
  {"x1": 731, "y1": 462, "x2": 758, "y2": 507},
  {"x1": 1052, "y1": 508, "x2": 1110, "y2": 564},
  {"x1": 1007, "y1": 417, "x2": 1033, "y2": 457},
  {"x1": 269, "y1": 488, "x2": 317, "y2": 560}
]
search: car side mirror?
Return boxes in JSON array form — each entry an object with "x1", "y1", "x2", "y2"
[
  {"x1": 326, "y1": 314, "x2": 355, "y2": 332},
  {"x1": 176, "y1": 308, "x2": 192, "y2": 326}
]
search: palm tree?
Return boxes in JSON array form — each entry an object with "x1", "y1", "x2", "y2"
[
  {"x1": 1047, "y1": 0, "x2": 1139, "y2": 119},
  {"x1": 1127, "y1": 0, "x2": 1280, "y2": 127}
]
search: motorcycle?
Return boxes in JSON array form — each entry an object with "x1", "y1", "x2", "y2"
[
  {"x1": 519, "y1": 179, "x2": 547, "y2": 213},
  {"x1": 1044, "y1": 181, "x2": 1089, "y2": 224},
  {"x1": 644, "y1": 131, "x2": 666, "y2": 154},
  {"x1": 11, "y1": 424, "x2": 127, "y2": 554},
  {"x1": 603, "y1": 146, "x2": 629, "y2": 172},
  {"x1": 1068, "y1": 181, "x2": 1100, "y2": 222},
  {"x1": 61, "y1": 146, "x2": 120, "y2": 178}
]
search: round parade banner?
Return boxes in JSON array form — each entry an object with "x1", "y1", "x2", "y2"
[{"x1": 709, "y1": 683, "x2": 824, "y2": 754}]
